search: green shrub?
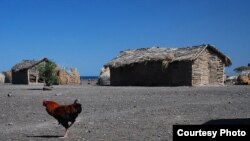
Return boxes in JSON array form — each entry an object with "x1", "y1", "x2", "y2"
[{"x1": 39, "y1": 60, "x2": 58, "y2": 86}]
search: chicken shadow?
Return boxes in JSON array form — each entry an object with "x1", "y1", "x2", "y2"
[
  {"x1": 26, "y1": 135, "x2": 62, "y2": 138},
  {"x1": 203, "y1": 118, "x2": 250, "y2": 125},
  {"x1": 25, "y1": 88, "x2": 43, "y2": 90}
]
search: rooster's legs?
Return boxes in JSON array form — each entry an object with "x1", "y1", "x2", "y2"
[
  {"x1": 60, "y1": 122, "x2": 74, "y2": 138},
  {"x1": 64, "y1": 129, "x2": 70, "y2": 138},
  {"x1": 59, "y1": 129, "x2": 69, "y2": 138}
]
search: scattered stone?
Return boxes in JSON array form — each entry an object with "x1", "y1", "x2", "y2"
[
  {"x1": 85, "y1": 130, "x2": 91, "y2": 133},
  {"x1": 7, "y1": 93, "x2": 12, "y2": 97},
  {"x1": 77, "y1": 138, "x2": 86, "y2": 141},
  {"x1": 88, "y1": 122, "x2": 94, "y2": 125},
  {"x1": 0, "y1": 84, "x2": 250, "y2": 140},
  {"x1": 43, "y1": 86, "x2": 52, "y2": 91},
  {"x1": 1, "y1": 114, "x2": 6, "y2": 118},
  {"x1": 55, "y1": 93, "x2": 62, "y2": 96}
]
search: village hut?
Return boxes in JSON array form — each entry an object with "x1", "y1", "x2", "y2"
[
  {"x1": 11, "y1": 58, "x2": 48, "y2": 84},
  {"x1": 104, "y1": 44, "x2": 232, "y2": 86},
  {"x1": 11, "y1": 58, "x2": 81, "y2": 85}
]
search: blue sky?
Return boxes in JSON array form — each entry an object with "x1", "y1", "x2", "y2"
[{"x1": 0, "y1": 0, "x2": 250, "y2": 76}]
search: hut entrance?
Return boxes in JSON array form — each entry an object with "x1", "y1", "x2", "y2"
[{"x1": 28, "y1": 70, "x2": 39, "y2": 84}]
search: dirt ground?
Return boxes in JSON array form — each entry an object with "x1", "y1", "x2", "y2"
[{"x1": 0, "y1": 84, "x2": 250, "y2": 141}]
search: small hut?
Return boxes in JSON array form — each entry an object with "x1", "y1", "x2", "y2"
[
  {"x1": 105, "y1": 44, "x2": 232, "y2": 86},
  {"x1": 11, "y1": 58, "x2": 48, "y2": 84},
  {"x1": 11, "y1": 58, "x2": 81, "y2": 85}
]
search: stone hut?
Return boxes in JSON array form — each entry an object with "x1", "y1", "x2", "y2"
[
  {"x1": 11, "y1": 58, "x2": 48, "y2": 84},
  {"x1": 105, "y1": 44, "x2": 232, "y2": 86},
  {"x1": 11, "y1": 58, "x2": 81, "y2": 85}
]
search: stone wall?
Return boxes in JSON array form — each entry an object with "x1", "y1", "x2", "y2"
[
  {"x1": 192, "y1": 49, "x2": 209, "y2": 85},
  {"x1": 192, "y1": 48, "x2": 225, "y2": 86},
  {"x1": 208, "y1": 49, "x2": 224, "y2": 84}
]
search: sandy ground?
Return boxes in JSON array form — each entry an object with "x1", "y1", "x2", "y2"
[{"x1": 0, "y1": 83, "x2": 250, "y2": 141}]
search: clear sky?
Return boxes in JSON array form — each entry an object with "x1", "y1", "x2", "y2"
[{"x1": 0, "y1": 0, "x2": 250, "y2": 76}]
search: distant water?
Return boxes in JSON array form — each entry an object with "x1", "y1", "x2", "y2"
[{"x1": 80, "y1": 76, "x2": 98, "y2": 80}]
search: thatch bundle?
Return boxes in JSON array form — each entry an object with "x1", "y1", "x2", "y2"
[
  {"x1": 98, "y1": 67, "x2": 110, "y2": 86},
  {"x1": 0, "y1": 73, "x2": 5, "y2": 84},
  {"x1": 57, "y1": 70, "x2": 68, "y2": 85},
  {"x1": 162, "y1": 53, "x2": 175, "y2": 69},
  {"x1": 71, "y1": 68, "x2": 81, "y2": 84},
  {"x1": 57, "y1": 68, "x2": 80, "y2": 85}
]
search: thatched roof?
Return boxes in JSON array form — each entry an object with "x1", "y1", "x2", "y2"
[
  {"x1": 106, "y1": 44, "x2": 232, "y2": 68},
  {"x1": 11, "y1": 58, "x2": 48, "y2": 72}
]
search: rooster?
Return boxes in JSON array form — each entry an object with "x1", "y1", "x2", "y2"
[{"x1": 43, "y1": 99, "x2": 82, "y2": 138}]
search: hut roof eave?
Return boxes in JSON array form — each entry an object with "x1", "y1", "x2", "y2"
[
  {"x1": 11, "y1": 58, "x2": 49, "y2": 72},
  {"x1": 106, "y1": 44, "x2": 232, "y2": 68}
]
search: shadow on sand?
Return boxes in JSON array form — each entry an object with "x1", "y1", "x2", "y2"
[
  {"x1": 26, "y1": 135, "x2": 62, "y2": 138},
  {"x1": 203, "y1": 118, "x2": 250, "y2": 125}
]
